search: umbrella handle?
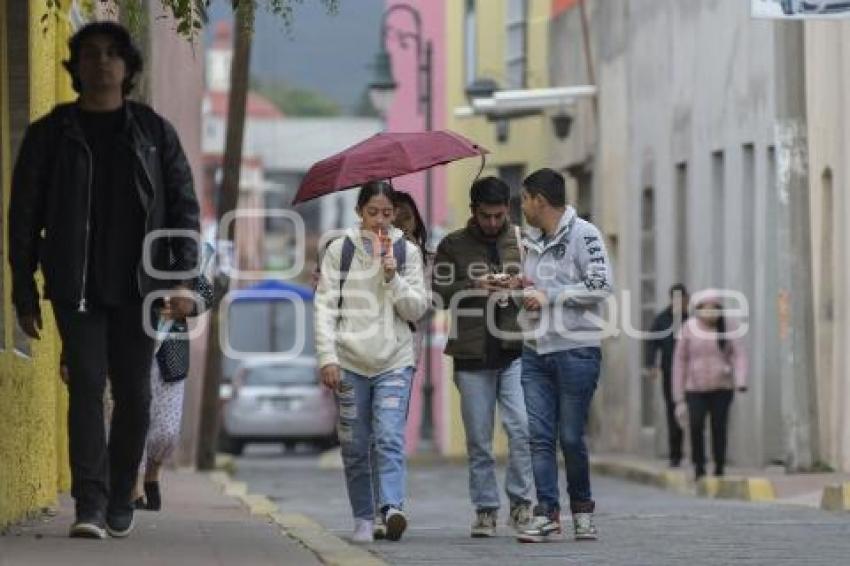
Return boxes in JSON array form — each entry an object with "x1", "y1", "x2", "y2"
[{"x1": 474, "y1": 153, "x2": 487, "y2": 181}]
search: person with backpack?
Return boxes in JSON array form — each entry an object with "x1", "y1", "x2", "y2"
[
  {"x1": 672, "y1": 291, "x2": 748, "y2": 480},
  {"x1": 314, "y1": 181, "x2": 429, "y2": 544},
  {"x1": 644, "y1": 284, "x2": 690, "y2": 468}
]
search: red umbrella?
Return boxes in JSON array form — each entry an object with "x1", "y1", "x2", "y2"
[{"x1": 292, "y1": 130, "x2": 488, "y2": 204}]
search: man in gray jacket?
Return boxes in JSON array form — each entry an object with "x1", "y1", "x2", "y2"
[{"x1": 514, "y1": 169, "x2": 613, "y2": 544}]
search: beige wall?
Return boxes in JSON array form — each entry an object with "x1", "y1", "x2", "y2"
[
  {"x1": 804, "y1": 20, "x2": 850, "y2": 472},
  {"x1": 147, "y1": 4, "x2": 206, "y2": 467}
]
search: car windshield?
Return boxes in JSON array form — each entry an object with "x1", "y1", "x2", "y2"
[{"x1": 243, "y1": 364, "x2": 317, "y2": 386}]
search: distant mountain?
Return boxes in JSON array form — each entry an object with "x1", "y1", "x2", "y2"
[{"x1": 207, "y1": 0, "x2": 384, "y2": 114}]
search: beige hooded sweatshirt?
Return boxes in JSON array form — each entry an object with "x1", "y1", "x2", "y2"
[{"x1": 314, "y1": 226, "x2": 428, "y2": 377}]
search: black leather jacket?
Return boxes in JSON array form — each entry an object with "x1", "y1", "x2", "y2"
[{"x1": 9, "y1": 101, "x2": 200, "y2": 316}]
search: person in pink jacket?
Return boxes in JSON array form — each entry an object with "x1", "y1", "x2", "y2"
[{"x1": 672, "y1": 291, "x2": 748, "y2": 480}]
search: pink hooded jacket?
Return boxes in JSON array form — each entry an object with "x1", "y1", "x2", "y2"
[{"x1": 672, "y1": 311, "x2": 748, "y2": 404}]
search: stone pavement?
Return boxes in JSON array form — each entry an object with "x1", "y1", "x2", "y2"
[
  {"x1": 235, "y1": 448, "x2": 850, "y2": 566},
  {"x1": 0, "y1": 469, "x2": 321, "y2": 566}
]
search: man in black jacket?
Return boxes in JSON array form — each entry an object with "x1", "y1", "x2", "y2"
[
  {"x1": 644, "y1": 284, "x2": 690, "y2": 467},
  {"x1": 9, "y1": 22, "x2": 200, "y2": 539}
]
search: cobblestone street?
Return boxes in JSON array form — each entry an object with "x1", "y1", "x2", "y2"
[{"x1": 235, "y1": 448, "x2": 850, "y2": 565}]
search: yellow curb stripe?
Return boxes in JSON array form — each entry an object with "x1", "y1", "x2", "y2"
[
  {"x1": 208, "y1": 461, "x2": 389, "y2": 566},
  {"x1": 271, "y1": 512, "x2": 389, "y2": 566},
  {"x1": 821, "y1": 483, "x2": 850, "y2": 511},
  {"x1": 715, "y1": 477, "x2": 776, "y2": 502},
  {"x1": 592, "y1": 458, "x2": 778, "y2": 503}
]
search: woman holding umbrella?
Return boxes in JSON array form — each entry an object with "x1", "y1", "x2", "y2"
[{"x1": 314, "y1": 181, "x2": 429, "y2": 543}]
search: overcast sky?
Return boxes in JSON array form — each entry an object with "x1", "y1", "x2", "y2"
[{"x1": 208, "y1": 0, "x2": 385, "y2": 113}]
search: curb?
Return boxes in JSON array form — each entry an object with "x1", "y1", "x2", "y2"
[
  {"x1": 208, "y1": 457, "x2": 389, "y2": 566},
  {"x1": 272, "y1": 512, "x2": 387, "y2": 566},
  {"x1": 590, "y1": 458, "x2": 777, "y2": 503},
  {"x1": 821, "y1": 482, "x2": 850, "y2": 511},
  {"x1": 590, "y1": 459, "x2": 691, "y2": 495},
  {"x1": 715, "y1": 477, "x2": 776, "y2": 502}
]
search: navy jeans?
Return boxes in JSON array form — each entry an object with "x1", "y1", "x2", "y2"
[{"x1": 521, "y1": 347, "x2": 601, "y2": 514}]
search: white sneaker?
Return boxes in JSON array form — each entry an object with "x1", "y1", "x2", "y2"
[
  {"x1": 352, "y1": 519, "x2": 374, "y2": 544},
  {"x1": 572, "y1": 513, "x2": 598, "y2": 541},
  {"x1": 384, "y1": 507, "x2": 408, "y2": 542},
  {"x1": 516, "y1": 508, "x2": 563, "y2": 543}
]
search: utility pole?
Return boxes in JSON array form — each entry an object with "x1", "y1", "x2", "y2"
[
  {"x1": 773, "y1": 20, "x2": 819, "y2": 472},
  {"x1": 196, "y1": 0, "x2": 255, "y2": 471}
]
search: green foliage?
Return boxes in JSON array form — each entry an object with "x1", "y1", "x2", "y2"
[
  {"x1": 354, "y1": 87, "x2": 380, "y2": 118},
  {"x1": 41, "y1": 0, "x2": 340, "y2": 40},
  {"x1": 252, "y1": 78, "x2": 341, "y2": 117}
]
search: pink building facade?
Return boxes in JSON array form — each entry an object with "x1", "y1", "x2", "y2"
[{"x1": 381, "y1": 0, "x2": 450, "y2": 454}]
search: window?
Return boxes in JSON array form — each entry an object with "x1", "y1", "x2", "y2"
[
  {"x1": 464, "y1": 0, "x2": 477, "y2": 87},
  {"x1": 505, "y1": 0, "x2": 528, "y2": 89},
  {"x1": 675, "y1": 162, "x2": 688, "y2": 286},
  {"x1": 820, "y1": 168, "x2": 835, "y2": 323},
  {"x1": 498, "y1": 164, "x2": 526, "y2": 225},
  {"x1": 711, "y1": 151, "x2": 725, "y2": 288},
  {"x1": 742, "y1": 144, "x2": 755, "y2": 299},
  {"x1": 640, "y1": 186, "x2": 656, "y2": 428}
]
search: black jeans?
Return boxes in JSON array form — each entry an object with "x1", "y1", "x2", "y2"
[
  {"x1": 685, "y1": 390, "x2": 734, "y2": 477},
  {"x1": 53, "y1": 303, "x2": 155, "y2": 516},
  {"x1": 662, "y1": 371, "x2": 684, "y2": 465}
]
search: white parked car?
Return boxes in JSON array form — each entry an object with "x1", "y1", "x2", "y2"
[{"x1": 219, "y1": 357, "x2": 337, "y2": 455}]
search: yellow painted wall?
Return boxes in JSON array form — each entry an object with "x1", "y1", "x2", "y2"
[
  {"x1": 441, "y1": 0, "x2": 552, "y2": 457},
  {"x1": 0, "y1": 0, "x2": 74, "y2": 528}
]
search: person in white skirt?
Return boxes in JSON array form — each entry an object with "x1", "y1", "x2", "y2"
[{"x1": 130, "y1": 273, "x2": 214, "y2": 510}]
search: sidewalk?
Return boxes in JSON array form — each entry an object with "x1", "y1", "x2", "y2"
[
  {"x1": 590, "y1": 452, "x2": 850, "y2": 509},
  {"x1": 0, "y1": 469, "x2": 322, "y2": 566}
]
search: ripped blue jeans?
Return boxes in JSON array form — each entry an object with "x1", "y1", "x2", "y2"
[{"x1": 336, "y1": 366, "x2": 413, "y2": 520}]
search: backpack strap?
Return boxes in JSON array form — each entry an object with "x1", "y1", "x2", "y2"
[
  {"x1": 337, "y1": 236, "x2": 356, "y2": 309},
  {"x1": 393, "y1": 238, "x2": 407, "y2": 274}
]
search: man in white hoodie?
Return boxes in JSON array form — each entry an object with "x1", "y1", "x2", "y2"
[
  {"x1": 314, "y1": 182, "x2": 429, "y2": 544},
  {"x1": 514, "y1": 169, "x2": 613, "y2": 544}
]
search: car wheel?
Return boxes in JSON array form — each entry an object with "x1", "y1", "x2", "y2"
[
  {"x1": 781, "y1": 0, "x2": 796, "y2": 14},
  {"x1": 219, "y1": 430, "x2": 244, "y2": 456}
]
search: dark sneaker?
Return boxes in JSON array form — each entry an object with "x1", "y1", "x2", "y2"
[
  {"x1": 471, "y1": 509, "x2": 497, "y2": 538},
  {"x1": 384, "y1": 507, "x2": 408, "y2": 542},
  {"x1": 69, "y1": 514, "x2": 107, "y2": 540},
  {"x1": 143, "y1": 481, "x2": 162, "y2": 511},
  {"x1": 373, "y1": 514, "x2": 387, "y2": 540},
  {"x1": 516, "y1": 506, "x2": 562, "y2": 543},
  {"x1": 507, "y1": 503, "x2": 533, "y2": 533},
  {"x1": 106, "y1": 505, "x2": 135, "y2": 538},
  {"x1": 572, "y1": 513, "x2": 598, "y2": 541}
]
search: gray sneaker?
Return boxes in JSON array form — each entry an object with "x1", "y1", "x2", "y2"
[
  {"x1": 573, "y1": 513, "x2": 598, "y2": 541},
  {"x1": 471, "y1": 509, "x2": 497, "y2": 538},
  {"x1": 507, "y1": 503, "x2": 533, "y2": 532}
]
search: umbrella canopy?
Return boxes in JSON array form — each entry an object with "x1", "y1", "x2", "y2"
[{"x1": 292, "y1": 130, "x2": 488, "y2": 205}]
